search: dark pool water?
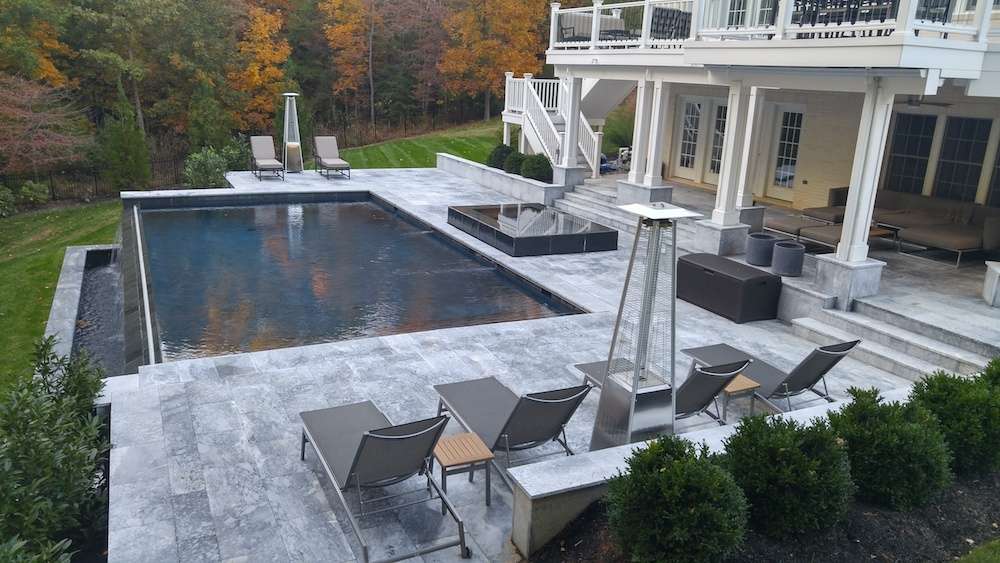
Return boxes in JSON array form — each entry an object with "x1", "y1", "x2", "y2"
[
  {"x1": 73, "y1": 255, "x2": 125, "y2": 376},
  {"x1": 141, "y1": 201, "x2": 575, "y2": 361}
]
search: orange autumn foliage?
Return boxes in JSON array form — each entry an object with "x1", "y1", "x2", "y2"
[
  {"x1": 439, "y1": 0, "x2": 544, "y2": 100},
  {"x1": 229, "y1": 6, "x2": 292, "y2": 131},
  {"x1": 30, "y1": 21, "x2": 71, "y2": 87},
  {"x1": 319, "y1": 0, "x2": 376, "y2": 102}
]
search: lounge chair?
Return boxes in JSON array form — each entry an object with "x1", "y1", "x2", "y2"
[
  {"x1": 676, "y1": 360, "x2": 753, "y2": 425},
  {"x1": 314, "y1": 136, "x2": 351, "y2": 179},
  {"x1": 250, "y1": 136, "x2": 284, "y2": 181},
  {"x1": 433, "y1": 377, "x2": 592, "y2": 470},
  {"x1": 682, "y1": 340, "x2": 860, "y2": 412},
  {"x1": 300, "y1": 401, "x2": 470, "y2": 563}
]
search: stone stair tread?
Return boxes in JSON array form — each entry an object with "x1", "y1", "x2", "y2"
[
  {"x1": 792, "y1": 316, "x2": 942, "y2": 380},
  {"x1": 818, "y1": 308, "x2": 991, "y2": 371},
  {"x1": 852, "y1": 299, "x2": 1000, "y2": 359}
]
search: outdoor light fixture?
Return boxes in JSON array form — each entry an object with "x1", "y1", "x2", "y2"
[
  {"x1": 590, "y1": 203, "x2": 701, "y2": 450},
  {"x1": 282, "y1": 92, "x2": 304, "y2": 173}
]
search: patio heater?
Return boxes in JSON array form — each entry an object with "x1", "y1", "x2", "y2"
[
  {"x1": 282, "y1": 92, "x2": 304, "y2": 173},
  {"x1": 590, "y1": 203, "x2": 701, "y2": 450}
]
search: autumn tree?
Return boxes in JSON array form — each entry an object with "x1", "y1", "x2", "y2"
[
  {"x1": 439, "y1": 0, "x2": 545, "y2": 120},
  {"x1": 0, "y1": 1, "x2": 72, "y2": 86},
  {"x1": 229, "y1": 6, "x2": 292, "y2": 131},
  {"x1": 0, "y1": 74, "x2": 91, "y2": 176},
  {"x1": 320, "y1": 0, "x2": 381, "y2": 125}
]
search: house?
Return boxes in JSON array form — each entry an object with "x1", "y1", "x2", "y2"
[{"x1": 501, "y1": 0, "x2": 1000, "y2": 308}]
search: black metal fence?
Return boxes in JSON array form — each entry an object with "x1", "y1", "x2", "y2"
[{"x1": 1, "y1": 158, "x2": 185, "y2": 202}]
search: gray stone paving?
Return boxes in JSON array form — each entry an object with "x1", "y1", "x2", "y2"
[{"x1": 107, "y1": 169, "x2": 912, "y2": 562}]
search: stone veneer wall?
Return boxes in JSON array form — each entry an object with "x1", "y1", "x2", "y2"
[{"x1": 436, "y1": 153, "x2": 568, "y2": 205}]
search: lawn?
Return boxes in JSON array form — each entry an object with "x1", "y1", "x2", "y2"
[
  {"x1": 0, "y1": 202, "x2": 121, "y2": 385},
  {"x1": 341, "y1": 120, "x2": 500, "y2": 168},
  {"x1": 961, "y1": 539, "x2": 1000, "y2": 562}
]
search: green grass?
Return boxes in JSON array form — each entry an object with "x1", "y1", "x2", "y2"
[
  {"x1": 960, "y1": 539, "x2": 1000, "y2": 562},
  {"x1": 0, "y1": 202, "x2": 121, "y2": 385},
  {"x1": 341, "y1": 120, "x2": 501, "y2": 168}
]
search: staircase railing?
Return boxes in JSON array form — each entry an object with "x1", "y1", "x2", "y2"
[
  {"x1": 560, "y1": 79, "x2": 604, "y2": 178},
  {"x1": 523, "y1": 82, "x2": 563, "y2": 163}
]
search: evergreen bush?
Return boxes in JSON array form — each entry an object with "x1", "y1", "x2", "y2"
[
  {"x1": 183, "y1": 147, "x2": 229, "y2": 188},
  {"x1": 722, "y1": 415, "x2": 854, "y2": 538},
  {"x1": 0, "y1": 338, "x2": 108, "y2": 558},
  {"x1": 520, "y1": 154, "x2": 553, "y2": 183},
  {"x1": 15, "y1": 181, "x2": 50, "y2": 209},
  {"x1": 606, "y1": 436, "x2": 748, "y2": 563},
  {"x1": 219, "y1": 135, "x2": 251, "y2": 172},
  {"x1": 502, "y1": 151, "x2": 526, "y2": 174},
  {"x1": 0, "y1": 186, "x2": 16, "y2": 218},
  {"x1": 98, "y1": 98, "x2": 151, "y2": 191},
  {"x1": 487, "y1": 144, "x2": 515, "y2": 169},
  {"x1": 828, "y1": 387, "x2": 952, "y2": 509},
  {"x1": 910, "y1": 370, "x2": 1000, "y2": 475},
  {"x1": 982, "y1": 357, "x2": 1000, "y2": 389}
]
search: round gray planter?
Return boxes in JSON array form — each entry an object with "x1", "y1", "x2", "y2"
[
  {"x1": 746, "y1": 232, "x2": 781, "y2": 266},
  {"x1": 772, "y1": 241, "x2": 806, "y2": 277}
]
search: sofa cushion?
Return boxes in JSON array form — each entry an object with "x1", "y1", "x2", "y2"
[
  {"x1": 799, "y1": 225, "x2": 843, "y2": 246},
  {"x1": 898, "y1": 224, "x2": 982, "y2": 251},
  {"x1": 877, "y1": 210, "x2": 954, "y2": 229},
  {"x1": 764, "y1": 214, "x2": 827, "y2": 237},
  {"x1": 802, "y1": 206, "x2": 845, "y2": 223}
]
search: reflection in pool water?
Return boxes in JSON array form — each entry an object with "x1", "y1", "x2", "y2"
[{"x1": 141, "y1": 201, "x2": 576, "y2": 361}]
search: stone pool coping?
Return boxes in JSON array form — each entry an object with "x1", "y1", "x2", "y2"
[
  {"x1": 46, "y1": 244, "x2": 118, "y2": 363},
  {"x1": 507, "y1": 385, "x2": 913, "y2": 555}
]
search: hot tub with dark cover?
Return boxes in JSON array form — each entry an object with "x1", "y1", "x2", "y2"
[
  {"x1": 678, "y1": 253, "x2": 781, "y2": 323},
  {"x1": 448, "y1": 203, "x2": 618, "y2": 257}
]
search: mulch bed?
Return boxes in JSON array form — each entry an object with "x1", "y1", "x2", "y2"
[{"x1": 532, "y1": 472, "x2": 1000, "y2": 562}]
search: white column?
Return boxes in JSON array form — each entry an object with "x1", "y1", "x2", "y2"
[
  {"x1": 550, "y1": 3, "x2": 562, "y2": 47},
  {"x1": 503, "y1": 122, "x2": 511, "y2": 145},
  {"x1": 561, "y1": 76, "x2": 583, "y2": 168},
  {"x1": 640, "y1": 0, "x2": 654, "y2": 47},
  {"x1": 711, "y1": 81, "x2": 749, "y2": 226},
  {"x1": 894, "y1": 0, "x2": 919, "y2": 35},
  {"x1": 774, "y1": 0, "x2": 795, "y2": 39},
  {"x1": 628, "y1": 80, "x2": 654, "y2": 184},
  {"x1": 836, "y1": 77, "x2": 895, "y2": 263},
  {"x1": 591, "y1": 1, "x2": 604, "y2": 49},
  {"x1": 736, "y1": 86, "x2": 764, "y2": 207},
  {"x1": 974, "y1": 0, "x2": 993, "y2": 43},
  {"x1": 518, "y1": 126, "x2": 527, "y2": 154},
  {"x1": 644, "y1": 81, "x2": 671, "y2": 186}
]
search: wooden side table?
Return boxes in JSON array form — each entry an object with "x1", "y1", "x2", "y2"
[
  {"x1": 433, "y1": 432, "x2": 494, "y2": 512},
  {"x1": 721, "y1": 374, "x2": 760, "y2": 422}
]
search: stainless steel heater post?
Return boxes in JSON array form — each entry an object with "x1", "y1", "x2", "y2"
[
  {"x1": 590, "y1": 204, "x2": 701, "y2": 450},
  {"x1": 282, "y1": 92, "x2": 304, "y2": 173}
]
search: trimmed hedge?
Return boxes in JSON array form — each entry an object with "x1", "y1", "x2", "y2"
[
  {"x1": 502, "y1": 151, "x2": 526, "y2": 174},
  {"x1": 910, "y1": 370, "x2": 1000, "y2": 475},
  {"x1": 607, "y1": 436, "x2": 748, "y2": 563},
  {"x1": 521, "y1": 154, "x2": 553, "y2": 183},
  {"x1": 723, "y1": 415, "x2": 854, "y2": 538},
  {"x1": 829, "y1": 387, "x2": 952, "y2": 509},
  {"x1": 487, "y1": 144, "x2": 515, "y2": 169}
]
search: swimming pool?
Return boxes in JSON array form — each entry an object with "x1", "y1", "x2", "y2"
[{"x1": 140, "y1": 197, "x2": 579, "y2": 361}]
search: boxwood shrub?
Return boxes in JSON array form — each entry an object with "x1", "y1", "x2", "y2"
[
  {"x1": 0, "y1": 185, "x2": 15, "y2": 218},
  {"x1": 0, "y1": 337, "x2": 108, "y2": 559},
  {"x1": 15, "y1": 181, "x2": 50, "y2": 209},
  {"x1": 910, "y1": 370, "x2": 1000, "y2": 475},
  {"x1": 486, "y1": 144, "x2": 514, "y2": 169},
  {"x1": 520, "y1": 154, "x2": 553, "y2": 183},
  {"x1": 722, "y1": 415, "x2": 854, "y2": 538},
  {"x1": 982, "y1": 357, "x2": 1000, "y2": 389},
  {"x1": 607, "y1": 436, "x2": 748, "y2": 563},
  {"x1": 828, "y1": 387, "x2": 952, "y2": 509},
  {"x1": 502, "y1": 151, "x2": 526, "y2": 174}
]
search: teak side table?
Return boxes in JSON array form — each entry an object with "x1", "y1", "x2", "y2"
[{"x1": 432, "y1": 432, "x2": 494, "y2": 512}]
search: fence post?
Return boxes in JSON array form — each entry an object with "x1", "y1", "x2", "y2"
[
  {"x1": 48, "y1": 172, "x2": 55, "y2": 201},
  {"x1": 93, "y1": 174, "x2": 98, "y2": 199}
]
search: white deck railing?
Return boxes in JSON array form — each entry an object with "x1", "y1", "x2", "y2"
[
  {"x1": 549, "y1": 0, "x2": 994, "y2": 48},
  {"x1": 523, "y1": 81, "x2": 563, "y2": 164}
]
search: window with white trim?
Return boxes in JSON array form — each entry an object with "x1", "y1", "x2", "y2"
[
  {"x1": 679, "y1": 102, "x2": 701, "y2": 169},
  {"x1": 773, "y1": 111, "x2": 803, "y2": 189},
  {"x1": 933, "y1": 116, "x2": 991, "y2": 203},
  {"x1": 709, "y1": 105, "x2": 728, "y2": 175},
  {"x1": 885, "y1": 113, "x2": 937, "y2": 195}
]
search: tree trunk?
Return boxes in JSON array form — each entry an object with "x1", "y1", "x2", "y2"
[
  {"x1": 368, "y1": 0, "x2": 376, "y2": 132},
  {"x1": 127, "y1": 44, "x2": 146, "y2": 136},
  {"x1": 483, "y1": 91, "x2": 490, "y2": 121}
]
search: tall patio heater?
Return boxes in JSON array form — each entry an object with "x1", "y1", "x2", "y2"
[
  {"x1": 589, "y1": 203, "x2": 701, "y2": 450},
  {"x1": 282, "y1": 92, "x2": 304, "y2": 173}
]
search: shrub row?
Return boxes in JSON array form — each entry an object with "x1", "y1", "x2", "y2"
[
  {"x1": 0, "y1": 338, "x2": 108, "y2": 561},
  {"x1": 607, "y1": 361, "x2": 1000, "y2": 562},
  {"x1": 0, "y1": 181, "x2": 51, "y2": 217},
  {"x1": 486, "y1": 144, "x2": 553, "y2": 183}
]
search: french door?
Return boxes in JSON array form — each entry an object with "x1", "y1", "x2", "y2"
[
  {"x1": 765, "y1": 105, "x2": 805, "y2": 201},
  {"x1": 673, "y1": 96, "x2": 728, "y2": 185}
]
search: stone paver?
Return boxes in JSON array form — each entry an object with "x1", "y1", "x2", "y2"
[{"x1": 108, "y1": 169, "x2": 911, "y2": 562}]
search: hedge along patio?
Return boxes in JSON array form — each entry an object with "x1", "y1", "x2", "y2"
[{"x1": 103, "y1": 168, "x2": 911, "y2": 562}]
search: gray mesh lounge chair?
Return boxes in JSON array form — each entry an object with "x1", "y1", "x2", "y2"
[
  {"x1": 300, "y1": 401, "x2": 470, "y2": 563},
  {"x1": 433, "y1": 377, "x2": 592, "y2": 471},
  {"x1": 683, "y1": 340, "x2": 860, "y2": 413},
  {"x1": 250, "y1": 135, "x2": 284, "y2": 181},
  {"x1": 314, "y1": 136, "x2": 351, "y2": 179},
  {"x1": 676, "y1": 360, "x2": 753, "y2": 425}
]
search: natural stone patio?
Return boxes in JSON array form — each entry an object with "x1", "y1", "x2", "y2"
[{"x1": 106, "y1": 169, "x2": 911, "y2": 562}]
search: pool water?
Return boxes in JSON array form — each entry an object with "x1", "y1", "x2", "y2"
[{"x1": 141, "y1": 200, "x2": 576, "y2": 360}]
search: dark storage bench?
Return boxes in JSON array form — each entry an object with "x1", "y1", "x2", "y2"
[{"x1": 677, "y1": 253, "x2": 781, "y2": 323}]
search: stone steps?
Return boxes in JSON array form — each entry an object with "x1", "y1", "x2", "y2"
[
  {"x1": 813, "y1": 309, "x2": 990, "y2": 375},
  {"x1": 574, "y1": 185, "x2": 618, "y2": 202},
  {"x1": 554, "y1": 197, "x2": 639, "y2": 235},
  {"x1": 852, "y1": 299, "x2": 1000, "y2": 360},
  {"x1": 792, "y1": 316, "x2": 945, "y2": 382}
]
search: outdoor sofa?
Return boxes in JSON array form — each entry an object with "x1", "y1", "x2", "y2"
[
  {"x1": 314, "y1": 136, "x2": 351, "y2": 179},
  {"x1": 433, "y1": 377, "x2": 591, "y2": 472},
  {"x1": 299, "y1": 401, "x2": 471, "y2": 563},
  {"x1": 250, "y1": 136, "x2": 284, "y2": 181}
]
